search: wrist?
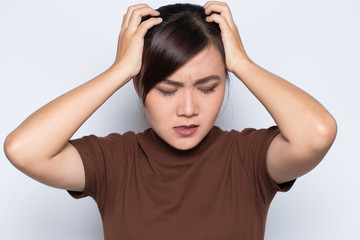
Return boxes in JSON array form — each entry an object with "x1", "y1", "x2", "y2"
[
  {"x1": 230, "y1": 57, "x2": 254, "y2": 78},
  {"x1": 106, "y1": 63, "x2": 134, "y2": 88}
]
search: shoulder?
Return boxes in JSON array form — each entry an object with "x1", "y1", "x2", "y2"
[
  {"x1": 228, "y1": 126, "x2": 279, "y2": 136},
  {"x1": 231, "y1": 126, "x2": 279, "y2": 144},
  {"x1": 103, "y1": 131, "x2": 137, "y2": 144},
  {"x1": 70, "y1": 130, "x2": 140, "y2": 156},
  {"x1": 212, "y1": 126, "x2": 280, "y2": 157},
  {"x1": 214, "y1": 125, "x2": 279, "y2": 141}
]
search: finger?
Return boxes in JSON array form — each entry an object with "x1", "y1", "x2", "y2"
[
  {"x1": 206, "y1": 13, "x2": 232, "y2": 34},
  {"x1": 121, "y1": 4, "x2": 154, "y2": 28},
  {"x1": 204, "y1": 2, "x2": 232, "y2": 22},
  {"x1": 203, "y1": 2, "x2": 236, "y2": 30},
  {"x1": 127, "y1": 6, "x2": 160, "y2": 32},
  {"x1": 206, "y1": 12, "x2": 241, "y2": 44},
  {"x1": 203, "y1": 1, "x2": 227, "y2": 15},
  {"x1": 203, "y1": 1, "x2": 227, "y2": 10},
  {"x1": 135, "y1": 17, "x2": 163, "y2": 38}
]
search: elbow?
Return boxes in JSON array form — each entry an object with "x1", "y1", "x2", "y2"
[
  {"x1": 312, "y1": 113, "x2": 338, "y2": 152},
  {"x1": 4, "y1": 133, "x2": 19, "y2": 166},
  {"x1": 4, "y1": 132, "x2": 30, "y2": 170}
]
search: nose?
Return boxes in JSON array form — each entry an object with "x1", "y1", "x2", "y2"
[{"x1": 177, "y1": 90, "x2": 199, "y2": 118}]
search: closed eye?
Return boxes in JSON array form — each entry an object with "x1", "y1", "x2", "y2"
[
  {"x1": 157, "y1": 88, "x2": 177, "y2": 96},
  {"x1": 198, "y1": 85, "x2": 217, "y2": 94},
  {"x1": 199, "y1": 87, "x2": 215, "y2": 94}
]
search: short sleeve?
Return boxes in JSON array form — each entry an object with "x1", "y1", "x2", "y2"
[
  {"x1": 66, "y1": 132, "x2": 135, "y2": 206},
  {"x1": 235, "y1": 126, "x2": 295, "y2": 203},
  {"x1": 67, "y1": 135, "x2": 104, "y2": 200}
]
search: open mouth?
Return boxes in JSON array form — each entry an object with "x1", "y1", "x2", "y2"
[
  {"x1": 174, "y1": 124, "x2": 199, "y2": 129},
  {"x1": 173, "y1": 125, "x2": 199, "y2": 136}
]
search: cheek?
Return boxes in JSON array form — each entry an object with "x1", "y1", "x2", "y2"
[
  {"x1": 205, "y1": 84, "x2": 226, "y2": 109},
  {"x1": 144, "y1": 92, "x2": 173, "y2": 122}
]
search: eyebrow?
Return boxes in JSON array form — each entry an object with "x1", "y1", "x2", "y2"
[{"x1": 161, "y1": 75, "x2": 221, "y2": 87}]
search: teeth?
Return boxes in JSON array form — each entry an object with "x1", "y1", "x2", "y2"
[{"x1": 177, "y1": 126, "x2": 196, "y2": 129}]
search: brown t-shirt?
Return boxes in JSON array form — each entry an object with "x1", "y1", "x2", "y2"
[{"x1": 68, "y1": 126, "x2": 295, "y2": 240}]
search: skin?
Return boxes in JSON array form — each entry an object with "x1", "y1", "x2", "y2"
[
  {"x1": 4, "y1": 1, "x2": 337, "y2": 194},
  {"x1": 4, "y1": 4, "x2": 162, "y2": 191},
  {"x1": 144, "y1": 44, "x2": 226, "y2": 150},
  {"x1": 204, "y1": 1, "x2": 337, "y2": 183}
]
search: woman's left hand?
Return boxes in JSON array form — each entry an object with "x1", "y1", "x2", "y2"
[
  {"x1": 204, "y1": 2, "x2": 337, "y2": 185},
  {"x1": 204, "y1": 1, "x2": 250, "y2": 72}
]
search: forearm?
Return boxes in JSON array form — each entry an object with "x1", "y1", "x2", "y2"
[
  {"x1": 5, "y1": 66, "x2": 129, "y2": 162},
  {"x1": 233, "y1": 59, "x2": 337, "y2": 149}
]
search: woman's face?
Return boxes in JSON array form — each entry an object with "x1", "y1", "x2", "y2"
[{"x1": 144, "y1": 44, "x2": 226, "y2": 150}]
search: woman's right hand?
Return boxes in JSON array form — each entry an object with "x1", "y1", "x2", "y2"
[
  {"x1": 112, "y1": 4, "x2": 162, "y2": 80},
  {"x1": 4, "y1": 5, "x2": 162, "y2": 193}
]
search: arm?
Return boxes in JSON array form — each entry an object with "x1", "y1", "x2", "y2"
[
  {"x1": 3, "y1": 4, "x2": 162, "y2": 191},
  {"x1": 204, "y1": 1, "x2": 337, "y2": 184}
]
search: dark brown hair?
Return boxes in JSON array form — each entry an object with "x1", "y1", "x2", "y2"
[{"x1": 134, "y1": 3, "x2": 228, "y2": 104}]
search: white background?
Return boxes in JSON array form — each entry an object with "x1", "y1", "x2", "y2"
[{"x1": 1, "y1": 0, "x2": 359, "y2": 239}]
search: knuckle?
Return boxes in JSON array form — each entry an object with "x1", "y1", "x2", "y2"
[
  {"x1": 132, "y1": 8, "x2": 145, "y2": 18},
  {"x1": 127, "y1": 4, "x2": 147, "y2": 13},
  {"x1": 127, "y1": 5, "x2": 135, "y2": 13},
  {"x1": 140, "y1": 21, "x2": 152, "y2": 30},
  {"x1": 132, "y1": 9, "x2": 140, "y2": 16}
]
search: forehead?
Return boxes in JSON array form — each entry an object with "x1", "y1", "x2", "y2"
[{"x1": 165, "y1": 44, "x2": 226, "y2": 82}]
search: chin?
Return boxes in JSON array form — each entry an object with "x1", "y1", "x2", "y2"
[
  {"x1": 170, "y1": 138, "x2": 200, "y2": 151},
  {"x1": 173, "y1": 145, "x2": 193, "y2": 151}
]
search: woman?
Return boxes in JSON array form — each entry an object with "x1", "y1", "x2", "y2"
[{"x1": 4, "y1": 1, "x2": 337, "y2": 239}]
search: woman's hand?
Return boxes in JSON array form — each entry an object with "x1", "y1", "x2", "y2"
[
  {"x1": 205, "y1": 1, "x2": 337, "y2": 185},
  {"x1": 204, "y1": 1, "x2": 250, "y2": 73},
  {"x1": 112, "y1": 4, "x2": 162, "y2": 79},
  {"x1": 4, "y1": 4, "x2": 163, "y2": 192}
]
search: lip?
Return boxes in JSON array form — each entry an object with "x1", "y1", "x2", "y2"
[{"x1": 173, "y1": 125, "x2": 199, "y2": 137}]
